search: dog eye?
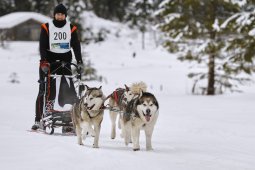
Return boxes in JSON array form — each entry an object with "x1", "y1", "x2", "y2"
[
  {"x1": 150, "y1": 104, "x2": 153, "y2": 106},
  {"x1": 143, "y1": 104, "x2": 146, "y2": 106},
  {"x1": 89, "y1": 98, "x2": 93, "y2": 100}
]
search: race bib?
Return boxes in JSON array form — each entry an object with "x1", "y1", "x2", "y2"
[{"x1": 49, "y1": 21, "x2": 71, "y2": 53}]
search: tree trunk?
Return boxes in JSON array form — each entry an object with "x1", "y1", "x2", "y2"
[
  {"x1": 142, "y1": 31, "x2": 145, "y2": 50},
  {"x1": 207, "y1": 54, "x2": 215, "y2": 95},
  {"x1": 206, "y1": 0, "x2": 218, "y2": 95},
  {"x1": 207, "y1": 28, "x2": 216, "y2": 95},
  {"x1": 153, "y1": 29, "x2": 158, "y2": 48}
]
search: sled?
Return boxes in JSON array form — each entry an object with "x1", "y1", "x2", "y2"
[{"x1": 39, "y1": 61, "x2": 83, "y2": 135}]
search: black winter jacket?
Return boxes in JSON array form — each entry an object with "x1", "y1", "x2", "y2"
[{"x1": 39, "y1": 20, "x2": 83, "y2": 64}]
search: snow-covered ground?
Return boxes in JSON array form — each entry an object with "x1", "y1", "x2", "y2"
[{"x1": 0, "y1": 18, "x2": 255, "y2": 170}]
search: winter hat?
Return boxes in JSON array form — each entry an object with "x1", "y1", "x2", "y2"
[{"x1": 54, "y1": 4, "x2": 67, "y2": 16}]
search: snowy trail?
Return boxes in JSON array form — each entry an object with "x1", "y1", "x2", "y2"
[{"x1": 0, "y1": 40, "x2": 255, "y2": 170}]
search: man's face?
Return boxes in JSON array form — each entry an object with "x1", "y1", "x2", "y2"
[{"x1": 55, "y1": 13, "x2": 66, "y2": 21}]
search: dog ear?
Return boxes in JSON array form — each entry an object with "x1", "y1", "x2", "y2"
[
  {"x1": 124, "y1": 84, "x2": 129, "y2": 91},
  {"x1": 139, "y1": 89, "x2": 143, "y2": 98},
  {"x1": 133, "y1": 90, "x2": 143, "y2": 100},
  {"x1": 84, "y1": 85, "x2": 90, "y2": 90}
]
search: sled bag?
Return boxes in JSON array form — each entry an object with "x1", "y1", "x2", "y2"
[{"x1": 58, "y1": 75, "x2": 77, "y2": 107}]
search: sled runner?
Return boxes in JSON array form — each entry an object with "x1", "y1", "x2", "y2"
[{"x1": 39, "y1": 61, "x2": 83, "y2": 134}]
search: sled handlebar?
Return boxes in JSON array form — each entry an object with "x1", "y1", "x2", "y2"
[
  {"x1": 49, "y1": 61, "x2": 79, "y2": 69},
  {"x1": 48, "y1": 61, "x2": 82, "y2": 76},
  {"x1": 49, "y1": 74, "x2": 77, "y2": 78}
]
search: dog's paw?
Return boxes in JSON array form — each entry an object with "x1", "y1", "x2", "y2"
[
  {"x1": 146, "y1": 147, "x2": 153, "y2": 151},
  {"x1": 78, "y1": 139, "x2": 84, "y2": 145},
  {"x1": 111, "y1": 133, "x2": 116, "y2": 139},
  {"x1": 93, "y1": 144, "x2": 99, "y2": 148},
  {"x1": 133, "y1": 148, "x2": 140, "y2": 151}
]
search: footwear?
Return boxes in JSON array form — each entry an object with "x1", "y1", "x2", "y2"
[{"x1": 31, "y1": 121, "x2": 40, "y2": 130}]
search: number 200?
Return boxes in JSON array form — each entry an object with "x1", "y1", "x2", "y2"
[{"x1": 54, "y1": 32, "x2": 67, "y2": 40}]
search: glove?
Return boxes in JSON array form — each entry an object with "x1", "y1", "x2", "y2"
[
  {"x1": 77, "y1": 63, "x2": 84, "y2": 73},
  {"x1": 40, "y1": 60, "x2": 50, "y2": 73},
  {"x1": 77, "y1": 63, "x2": 84, "y2": 80},
  {"x1": 77, "y1": 63, "x2": 84, "y2": 70}
]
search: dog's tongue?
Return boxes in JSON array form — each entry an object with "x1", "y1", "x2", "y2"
[{"x1": 145, "y1": 115, "x2": 150, "y2": 122}]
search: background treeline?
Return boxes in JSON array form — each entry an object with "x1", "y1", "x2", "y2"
[
  {"x1": 0, "y1": 0, "x2": 163, "y2": 84},
  {"x1": 1, "y1": 0, "x2": 255, "y2": 95},
  {"x1": 157, "y1": 0, "x2": 255, "y2": 95},
  {"x1": 0, "y1": 0, "x2": 163, "y2": 44},
  {"x1": 0, "y1": 0, "x2": 163, "y2": 23}
]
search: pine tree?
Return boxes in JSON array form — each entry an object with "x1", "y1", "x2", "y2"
[
  {"x1": 158, "y1": 0, "x2": 251, "y2": 95},
  {"x1": 220, "y1": 0, "x2": 255, "y2": 80},
  {"x1": 0, "y1": 0, "x2": 15, "y2": 16},
  {"x1": 13, "y1": 0, "x2": 32, "y2": 12},
  {"x1": 89, "y1": 0, "x2": 130, "y2": 21},
  {"x1": 126, "y1": 0, "x2": 155, "y2": 49},
  {"x1": 82, "y1": 0, "x2": 93, "y2": 10},
  {"x1": 30, "y1": 0, "x2": 54, "y2": 15}
]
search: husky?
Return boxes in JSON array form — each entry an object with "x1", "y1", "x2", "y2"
[
  {"x1": 123, "y1": 91, "x2": 159, "y2": 151},
  {"x1": 108, "y1": 82, "x2": 147, "y2": 139},
  {"x1": 71, "y1": 85, "x2": 105, "y2": 148}
]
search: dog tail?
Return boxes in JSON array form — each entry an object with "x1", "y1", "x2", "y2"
[{"x1": 130, "y1": 81, "x2": 147, "y2": 95}]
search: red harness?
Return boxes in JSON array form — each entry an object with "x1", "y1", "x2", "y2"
[{"x1": 114, "y1": 90, "x2": 119, "y2": 103}]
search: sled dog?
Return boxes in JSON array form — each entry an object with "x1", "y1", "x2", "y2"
[
  {"x1": 123, "y1": 91, "x2": 159, "y2": 151},
  {"x1": 71, "y1": 85, "x2": 105, "y2": 148},
  {"x1": 108, "y1": 82, "x2": 147, "y2": 139}
]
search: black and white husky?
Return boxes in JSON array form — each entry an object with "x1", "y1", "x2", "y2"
[
  {"x1": 71, "y1": 85, "x2": 105, "y2": 148},
  {"x1": 108, "y1": 82, "x2": 147, "y2": 139},
  {"x1": 123, "y1": 91, "x2": 159, "y2": 151}
]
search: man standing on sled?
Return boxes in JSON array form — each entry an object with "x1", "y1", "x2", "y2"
[{"x1": 31, "y1": 3, "x2": 84, "y2": 130}]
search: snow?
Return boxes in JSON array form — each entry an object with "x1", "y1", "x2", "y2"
[
  {"x1": 230, "y1": 0, "x2": 247, "y2": 6},
  {"x1": 81, "y1": 12, "x2": 125, "y2": 35},
  {"x1": 248, "y1": 28, "x2": 255, "y2": 36},
  {"x1": 159, "y1": 0, "x2": 171, "y2": 8},
  {"x1": 213, "y1": 19, "x2": 220, "y2": 32},
  {"x1": 1, "y1": 14, "x2": 255, "y2": 170},
  {"x1": 221, "y1": 11, "x2": 254, "y2": 32},
  {"x1": 164, "y1": 13, "x2": 181, "y2": 25},
  {"x1": 0, "y1": 12, "x2": 51, "y2": 29}
]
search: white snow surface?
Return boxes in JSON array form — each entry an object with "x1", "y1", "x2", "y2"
[
  {"x1": 0, "y1": 17, "x2": 255, "y2": 170},
  {"x1": 81, "y1": 12, "x2": 125, "y2": 35}
]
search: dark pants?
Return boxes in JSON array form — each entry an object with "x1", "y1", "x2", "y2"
[{"x1": 34, "y1": 62, "x2": 77, "y2": 122}]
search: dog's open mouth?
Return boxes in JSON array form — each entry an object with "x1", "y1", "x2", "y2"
[
  {"x1": 87, "y1": 104, "x2": 95, "y2": 110},
  {"x1": 143, "y1": 113, "x2": 151, "y2": 122}
]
